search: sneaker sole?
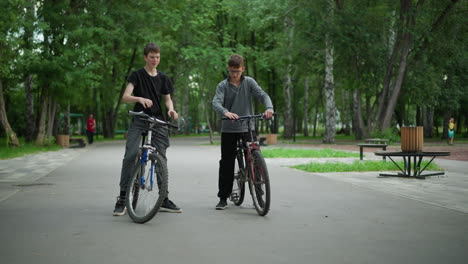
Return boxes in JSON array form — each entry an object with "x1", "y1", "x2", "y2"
[
  {"x1": 113, "y1": 208, "x2": 127, "y2": 216},
  {"x1": 215, "y1": 206, "x2": 227, "y2": 210},
  {"x1": 159, "y1": 207, "x2": 182, "y2": 213}
]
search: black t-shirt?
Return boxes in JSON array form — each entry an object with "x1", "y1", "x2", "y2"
[{"x1": 128, "y1": 68, "x2": 173, "y2": 119}]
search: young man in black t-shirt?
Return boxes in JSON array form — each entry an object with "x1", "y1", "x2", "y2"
[{"x1": 113, "y1": 43, "x2": 182, "y2": 216}]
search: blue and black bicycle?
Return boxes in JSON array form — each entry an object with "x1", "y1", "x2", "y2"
[{"x1": 126, "y1": 111, "x2": 179, "y2": 223}]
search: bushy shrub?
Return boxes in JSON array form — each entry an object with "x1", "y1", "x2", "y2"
[{"x1": 370, "y1": 128, "x2": 400, "y2": 144}]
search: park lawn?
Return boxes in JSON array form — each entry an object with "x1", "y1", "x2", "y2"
[
  {"x1": 261, "y1": 148, "x2": 360, "y2": 158},
  {"x1": 292, "y1": 160, "x2": 442, "y2": 173},
  {"x1": 0, "y1": 143, "x2": 62, "y2": 160}
]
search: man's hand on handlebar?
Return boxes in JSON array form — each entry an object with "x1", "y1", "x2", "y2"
[
  {"x1": 224, "y1": 112, "x2": 239, "y2": 120},
  {"x1": 264, "y1": 109, "x2": 274, "y2": 119}
]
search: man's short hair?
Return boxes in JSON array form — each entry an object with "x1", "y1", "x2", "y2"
[
  {"x1": 228, "y1": 54, "x2": 244, "y2": 68},
  {"x1": 144, "y1": 43, "x2": 160, "y2": 56}
]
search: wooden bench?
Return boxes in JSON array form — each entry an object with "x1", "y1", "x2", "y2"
[
  {"x1": 70, "y1": 138, "x2": 86, "y2": 148},
  {"x1": 365, "y1": 138, "x2": 389, "y2": 144},
  {"x1": 358, "y1": 143, "x2": 387, "y2": 160}
]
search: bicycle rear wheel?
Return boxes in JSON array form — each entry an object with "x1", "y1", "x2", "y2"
[
  {"x1": 248, "y1": 150, "x2": 271, "y2": 216},
  {"x1": 126, "y1": 152, "x2": 168, "y2": 223},
  {"x1": 231, "y1": 150, "x2": 246, "y2": 206}
]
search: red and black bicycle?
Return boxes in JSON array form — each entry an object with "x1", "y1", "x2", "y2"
[{"x1": 224, "y1": 114, "x2": 272, "y2": 216}]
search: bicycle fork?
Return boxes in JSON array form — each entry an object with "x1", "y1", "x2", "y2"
[{"x1": 139, "y1": 129, "x2": 158, "y2": 191}]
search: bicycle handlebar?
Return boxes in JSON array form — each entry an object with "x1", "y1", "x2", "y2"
[
  {"x1": 221, "y1": 113, "x2": 276, "y2": 121},
  {"x1": 129, "y1": 111, "x2": 178, "y2": 129}
]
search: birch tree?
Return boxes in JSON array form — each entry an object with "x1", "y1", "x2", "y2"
[{"x1": 323, "y1": 0, "x2": 336, "y2": 143}]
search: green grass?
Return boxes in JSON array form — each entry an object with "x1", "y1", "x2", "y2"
[
  {"x1": 0, "y1": 143, "x2": 62, "y2": 160},
  {"x1": 292, "y1": 134, "x2": 356, "y2": 141},
  {"x1": 261, "y1": 148, "x2": 360, "y2": 158},
  {"x1": 292, "y1": 160, "x2": 442, "y2": 173}
]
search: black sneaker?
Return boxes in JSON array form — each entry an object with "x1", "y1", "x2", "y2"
[
  {"x1": 113, "y1": 196, "x2": 126, "y2": 216},
  {"x1": 159, "y1": 198, "x2": 182, "y2": 213},
  {"x1": 215, "y1": 199, "x2": 228, "y2": 210}
]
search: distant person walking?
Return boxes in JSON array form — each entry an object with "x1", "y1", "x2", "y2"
[
  {"x1": 86, "y1": 114, "x2": 96, "y2": 144},
  {"x1": 448, "y1": 117, "x2": 455, "y2": 145}
]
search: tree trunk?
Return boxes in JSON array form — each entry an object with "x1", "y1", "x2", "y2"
[
  {"x1": 303, "y1": 76, "x2": 310, "y2": 137},
  {"x1": 282, "y1": 16, "x2": 294, "y2": 139},
  {"x1": 381, "y1": 33, "x2": 412, "y2": 130},
  {"x1": 442, "y1": 112, "x2": 451, "y2": 139},
  {"x1": 312, "y1": 78, "x2": 323, "y2": 137},
  {"x1": 352, "y1": 89, "x2": 367, "y2": 140},
  {"x1": 46, "y1": 98, "x2": 57, "y2": 144},
  {"x1": 101, "y1": 41, "x2": 122, "y2": 138},
  {"x1": 323, "y1": 34, "x2": 336, "y2": 143},
  {"x1": 352, "y1": 55, "x2": 367, "y2": 139},
  {"x1": 0, "y1": 79, "x2": 20, "y2": 147},
  {"x1": 340, "y1": 90, "x2": 352, "y2": 136},
  {"x1": 24, "y1": 75, "x2": 36, "y2": 142},
  {"x1": 377, "y1": 0, "x2": 416, "y2": 131},
  {"x1": 35, "y1": 87, "x2": 49, "y2": 145},
  {"x1": 182, "y1": 77, "x2": 190, "y2": 135},
  {"x1": 113, "y1": 46, "x2": 137, "y2": 123},
  {"x1": 101, "y1": 109, "x2": 115, "y2": 138},
  {"x1": 23, "y1": 0, "x2": 35, "y2": 143},
  {"x1": 323, "y1": 0, "x2": 336, "y2": 143},
  {"x1": 201, "y1": 78, "x2": 214, "y2": 144},
  {"x1": 423, "y1": 106, "x2": 433, "y2": 138},
  {"x1": 416, "y1": 106, "x2": 422, "y2": 126}
]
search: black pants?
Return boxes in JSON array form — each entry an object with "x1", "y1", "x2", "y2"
[
  {"x1": 86, "y1": 130, "x2": 94, "y2": 144},
  {"x1": 218, "y1": 132, "x2": 255, "y2": 200}
]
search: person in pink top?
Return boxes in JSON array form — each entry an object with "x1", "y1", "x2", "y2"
[{"x1": 86, "y1": 114, "x2": 96, "y2": 144}]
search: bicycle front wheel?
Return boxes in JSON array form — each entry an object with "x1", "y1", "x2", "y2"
[
  {"x1": 248, "y1": 150, "x2": 271, "y2": 216},
  {"x1": 126, "y1": 152, "x2": 168, "y2": 223}
]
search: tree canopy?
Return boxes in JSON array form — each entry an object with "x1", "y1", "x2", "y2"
[{"x1": 1, "y1": 0, "x2": 466, "y2": 146}]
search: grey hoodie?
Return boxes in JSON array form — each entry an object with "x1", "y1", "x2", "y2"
[{"x1": 212, "y1": 75, "x2": 274, "y2": 133}]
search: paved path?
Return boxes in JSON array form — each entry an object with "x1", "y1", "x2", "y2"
[
  {"x1": 0, "y1": 138, "x2": 467, "y2": 264},
  {"x1": 0, "y1": 147, "x2": 87, "y2": 202}
]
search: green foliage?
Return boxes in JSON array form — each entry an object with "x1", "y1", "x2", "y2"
[
  {"x1": 262, "y1": 148, "x2": 359, "y2": 158},
  {"x1": 370, "y1": 128, "x2": 400, "y2": 144},
  {"x1": 0, "y1": 0, "x2": 466, "y2": 141},
  {"x1": 292, "y1": 160, "x2": 442, "y2": 173},
  {"x1": 0, "y1": 137, "x2": 61, "y2": 160}
]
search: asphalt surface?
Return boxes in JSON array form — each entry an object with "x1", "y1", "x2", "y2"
[{"x1": 0, "y1": 137, "x2": 467, "y2": 264}]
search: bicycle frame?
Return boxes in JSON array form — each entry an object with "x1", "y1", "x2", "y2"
[
  {"x1": 227, "y1": 113, "x2": 272, "y2": 216},
  {"x1": 234, "y1": 115, "x2": 264, "y2": 183},
  {"x1": 131, "y1": 111, "x2": 173, "y2": 191},
  {"x1": 139, "y1": 130, "x2": 156, "y2": 191}
]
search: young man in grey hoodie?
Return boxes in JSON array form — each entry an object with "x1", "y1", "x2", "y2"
[{"x1": 212, "y1": 54, "x2": 274, "y2": 210}]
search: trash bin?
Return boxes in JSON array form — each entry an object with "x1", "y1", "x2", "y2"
[{"x1": 401, "y1": 126, "x2": 423, "y2": 152}]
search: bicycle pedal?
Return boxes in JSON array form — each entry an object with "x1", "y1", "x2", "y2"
[{"x1": 230, "y1": 193, "x2": 239, "y2": 201}]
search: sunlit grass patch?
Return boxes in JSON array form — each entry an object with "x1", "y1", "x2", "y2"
[
  {"x1": 0, "y1": 143, "x2": 62, "y2": 160},
  {"x1": 262, "y1": 148, "x2": 359, "y2": 158},
  {"x1": 291, "y1": 160, "x2": 442, "y2": 173}
]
